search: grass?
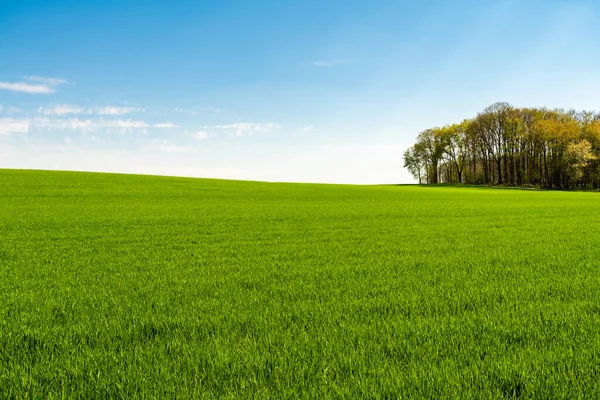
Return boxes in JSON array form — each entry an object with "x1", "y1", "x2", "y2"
[{"x1": 1, "y1": 169, "x2": 600, "y2": 398}]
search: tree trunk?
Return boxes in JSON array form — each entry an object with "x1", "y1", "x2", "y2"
[{"x1": 497, "y1": 158, "x2": 503, "y2": 184}]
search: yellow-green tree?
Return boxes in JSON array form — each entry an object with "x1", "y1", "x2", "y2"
[{"x1": 405, "y1": 102, "x2": 600, "y2": 189}]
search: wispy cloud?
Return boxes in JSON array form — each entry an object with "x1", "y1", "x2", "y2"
[
  {"x1": 190, "y1": 122, "x2": 279, "y2": 139},
  {"x1": 32, "y1": 117, "x2": 176, "y2": 132},
  {"x1": 299, "y1": 124, "x2": 314, "y2": 132},
  {"x1": 313, "y1": 59, "x2": 353, "y2": 67},
  {"x1": 174, "y1": 106, "x2": 221, "y2": 116},
  {"x1": 0, "y1": 118, "x2": 30, "y2": 135},
  {"x1": 190, "y1": 130, "x2": 209, "y2": 140},
  {"x1": 34, "y1": 117, "x2": 93, "y2": 130},
  {"x1": 95, "y1": 106, "x2": 142, "y2": 115},
  {"x1": 6, "y1": 107, "x2": 24, "y2": 115},
  {"x1": 38, "y1": 105, "x2": 86, "y2": 115},
  {"x1": 38, "y1": 104, "x2": 143, "y2": 116},
  {"x1": 22, "y1": 76, "x2": 68, "y2": 85},
  {"x1": 0, "y1": 76, "x2": 68, "y2": 94},
  {"x1": 104, "y1": 119, "x2": 149, "y2": 129},
  {"x1": 0, "y1": 81, "x2": 56, "y2": 94},
  {"x1": 154, "y1": 122, "x2": 178, "y2": 128},
  {"x1": 216, "y1": 122, "x2": 278, "y2": 137}
]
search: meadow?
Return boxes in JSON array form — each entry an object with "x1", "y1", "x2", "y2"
[{"x1": 1, "y1": 169, "x2": 600, "y2": 399}]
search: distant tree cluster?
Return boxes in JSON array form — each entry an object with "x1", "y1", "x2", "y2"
[{"x1": 403, "y1": 102, "x2": 600, "y2": 189}]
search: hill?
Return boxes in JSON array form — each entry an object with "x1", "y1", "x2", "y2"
[{"x1": 2, "y1": 169, "x2": 600, "y2": 398}]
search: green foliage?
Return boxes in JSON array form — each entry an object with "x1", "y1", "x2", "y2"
[
  {"x1": 567, "y1": 140, "x2": 596, "y2": 181},
  {"x1": 402, "y1": 147, "x2": 423, "y2": 184},
  {"x1": 408, "y1": 103, "x2": 600, "y2": 189},
  {"x1": 2, "y1": 169, "x2": 600, "y2": 398}
]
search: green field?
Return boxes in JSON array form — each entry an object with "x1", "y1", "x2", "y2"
[{"x1": 2, "y1": 169, "x2": 600, "y2": 398}]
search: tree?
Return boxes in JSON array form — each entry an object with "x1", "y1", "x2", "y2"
[
  {"x1": 440, "y1": 121, "x2": 469, "y2": 184},
  {"x1": 476, "y1": 102, "x2": 512, "y2": 184},
  {"x1": 566, "y1": 140, "x2": 596, "y2": 187},
  {"x1": 403, "y1": 146, "x2": 425, "y2": 184},
  {"x1": 404, "y1": 102, "x2": 600, "y2": 190},
  {"x1": 415, "y1": 128, "x2": 446, "y2": 184}
]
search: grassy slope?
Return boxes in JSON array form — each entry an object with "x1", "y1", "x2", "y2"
[{"x1": 1, "y1": 169, "x2": 600, "y2": 398}]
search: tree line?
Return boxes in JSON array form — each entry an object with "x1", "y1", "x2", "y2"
[{"x1": 403, "y1": 102, "x2": 600, "y2": 189}]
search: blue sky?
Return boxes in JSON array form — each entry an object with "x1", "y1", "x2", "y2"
[{"x1": 1, "y1": 0, "x2": 600, "y2": 183}]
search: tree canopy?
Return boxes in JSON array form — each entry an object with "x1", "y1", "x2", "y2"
[{"x1": 403, "y1": 103, "x2": 600, "y2": 189}]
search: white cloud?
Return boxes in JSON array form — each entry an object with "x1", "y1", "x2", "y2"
[
  {"x1": 39, "y1": 105, "x2": 85, "y2": 115},
  {"x1": 95, "y1": 106, "x2": 141, "y2": 115},
  {"x1": 33, "y1": 117, "x2": 142, "y2": 131},
  {"x1": 23, "y1": 76, "x2": 68, "y2": 85},
  {"x1": 37, "y1": 104, "x2": 143, "y2": 116},
  {"x1": 313, "y1": 59, "x2": 353, "y2": 67},
  {"x1": 189, "y1": 123, "x2": 278, "y2": 139},
  {"x1": 34, "y1": 117, "x2": 94, "y2": 130},
  {"x1": 0, "y1": 81, "x2": 56, "y2": 94},
  {"x1": 174, "y1": 106, "x2": 221, "y2": 116},
  {"x1": 105, "y1": 119, "x2": 149, "y2": 128},
  {"x1": 215, "y1": 122, "x2": 278, "y2": 137},
  {"x1": 31, "y1": 117, "x2": 175, "y2": 132},
  {"x1": 6, "y1": 107, "x2": 24, "y2": 115},
  {"x1": 0, "y1": 105, "x2": 24, "y2": 115},
  {"x1": 299, "y1": 124, "x2": 314, "y2": 132},
  {"x1": 0, "y1": 118, "x2": 30, "y2": 135},
  {"x1": 154, "y1": 122, "x2": 178, "y2": 128},
  {"x1": 0, "y1": 76, "x2": 68, "y2": 94},
  {"x1": 191, "y1": 130, "x2": 210, "y2": 140}
]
